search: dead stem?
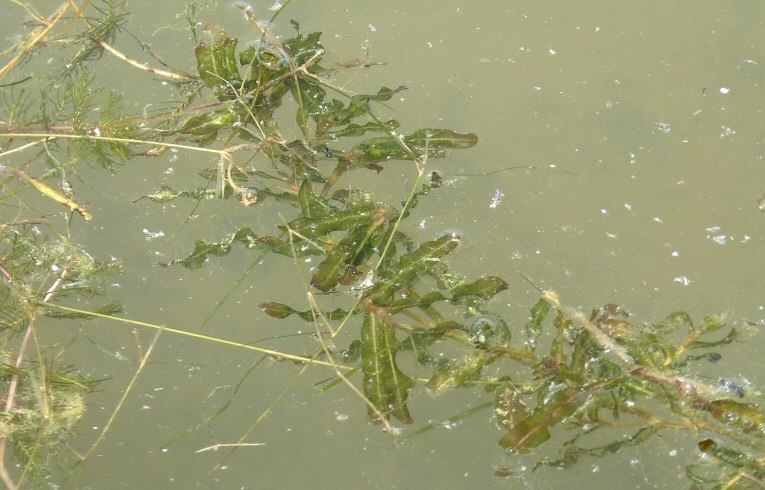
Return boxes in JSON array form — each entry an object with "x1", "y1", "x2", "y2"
[
  {"x1": 0, "y1": 2, "x2": 69, "y2": 82},
  {"x1": 520, "y1": 273, "x2": 725, "y2": 401},
  {"x1": 97, "y1": 40, "x2": 196, "y2": 82}
]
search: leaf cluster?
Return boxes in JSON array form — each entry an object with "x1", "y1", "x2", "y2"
[{"x1": 155, "y1": 21, "x2": 765, "y2": 488}]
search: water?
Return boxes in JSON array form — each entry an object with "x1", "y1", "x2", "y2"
[{"x1": 5, "y1": 1, "x2": 764, "y2": 488}]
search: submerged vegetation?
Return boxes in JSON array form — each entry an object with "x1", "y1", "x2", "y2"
[{"x1": 0, "y1": 1, "x2": 762, "y2": 488}]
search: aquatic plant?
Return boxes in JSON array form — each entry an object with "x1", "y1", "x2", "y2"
[{"x1": 0, "y1": 2, "x2": 762, "y2": 488}]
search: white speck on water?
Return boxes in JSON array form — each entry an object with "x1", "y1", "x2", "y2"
[
  {"x1": 673, "y1": 275, "x2": 691, "y2": 286},
  {"x1": 720, "y1": 126, "x2": 736, "y2": 138},
  {"x1": 654, "y1": 121, "x2": 671, "y2": 133},
  {"x1": 335, "y1": 412, "x2": 349, "y2": 421},
  {"x1": 489, "y1": 189, "x2": 504, "y2": 208},
  {"x1": 719, "y1": 87, "x2": 730, "y2": 94},
  {"x1": 426, "y1": 41, "x2": 433, "y2": 48},
  {"x1": 671, "y1": 250, "x2": 679, "y2": 257},
  {"x1": 711, "y1": 235, "x2": 727, "y2": 245},
  {"x1": 624, "y1": 203, "x2": 632, "y2": 211},
  {"x1": 164, "y1": 167, "x2": 174, "y2": 175},
  {"x1": 600, "y1": 208, "x2": 607, "y2": 215},
  {"x1": 605, "y1": 232, "x2": 618, "y2": 238},
  {"x1": 669, "y1": 449, "x2": 678, "y2": 457},
  {"x1": 652, "y1": 217, "x2": 663, "y2": 223},
  {"x1": 142, "y1": 228, "x2": 165, "y2": 241},
  {"x1": 368, "y1": 24, "x2": 377, "y2": 32},
  {"x1": 548, "y1": 48, "x2": 557, "y2": 55},
  {"x1": 419, "y1": 219, "x2": 427, "y2": 229}
]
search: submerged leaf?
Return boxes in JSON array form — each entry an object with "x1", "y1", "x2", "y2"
[
  {"x1": 259, "y1": 302, "x2": 351, "y2": 321},
  {"x1": 340, "y1": 128, "x2": 478, "y2": 166},
  {"x1": 135, "y1": 185, "x2": 218, "y2": 203},
  {"x1": 524, "y1": 298, "x2": 550, "y2": 350},
  {"x1": 373, "y1": 233, "x2": 460, "y2": 300},
  {"x1": 451, "y1": 276, "x2": 508, "y2": 301},
  {"x1": 195, "y1": 31, "x2": 243, "y2": 100},
  {"x1": 498, "y1": 386, "x2": 581, "y2": 452},
  {"x1": 297, "y1": 179, "x2": 327, "y2": 219},
  {"x1": 426, "y1": 351, "x2": 491, "y2": 391},
  {"x1": 311, "y1": 209, "x2": 387, "y2": 292},
  {"x1": 361, "y1": 312, "x2": 414, "y2": 424}
]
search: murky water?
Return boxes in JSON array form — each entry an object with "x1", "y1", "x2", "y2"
[{"x1": 5, "y1": 1, "x2": 764, "y2": 488}]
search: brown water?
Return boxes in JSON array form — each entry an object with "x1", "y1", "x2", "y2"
[{"x1": 5, "y1": 1, "x2": 764, "y2": 488}]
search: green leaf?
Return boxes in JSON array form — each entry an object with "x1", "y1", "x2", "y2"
[
  {"x1": 340, "y1": 128, "x2": 478, "y2": 166},
  {"x1": 181, "y1": 107, "x2": 240, "y2": 142},
  {"x1": 404, "y1": 128, "x2": 478, "y2": 151},
  {"x1": 690, "y1": 328, "x2": 739, "y2": 349},
  {"x1": 280, "y1": 202, "x2": 377, "y2": 240},
  {"x1": 389, "y1": 291, "x2": 448, "y2": 314},
  {"x1": 494, "y1": 384, "x2": 530, "y2": 433},
  {"x1": 373, "y1": 234, "x2": 460, "y2": 300},
  {"x1": 311, "y1": 212, "x2": 387, "y2": 292},
  {"x1": 195, "y1": 31, "x2": 243, "y2": 100},
  {"x1": 259, "y1": 302, "x2": 351, "y2": 321},
  {"x1": 426, "y1": 351, "x2": 491, "y2": 391},
  {"x1": 162, "y1": 228, "x2": 324, "y2": 268},
  {"x1": 328, "y1": 120, "x2": 399, "y2": 138},
  {"x1": 297, "y1": 179, "x2": 327, "y2": 219},
  {"x1": 524, "y1": 298, "x2": 550, "y2": 350},
  {"x1": 451, "y1": 276, "x2": 508, "y2": 301},
  {"x1": 697, "y1": 399, "x2": 765, "y2": 434},
  {"x1": 259, "y1": 302, "x2": 294, "y2": 319},
  {"x1": 361, "y1": 312, "x2": 415, "y2": 424},
  {"x1": 498, "y1": 387, "x2": 581, "y2": 452},
  {"x1": 135, "y1": 185, "x2": 218, "y2": 203}
]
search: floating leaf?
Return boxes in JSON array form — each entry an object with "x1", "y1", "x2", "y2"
[{"x1": 361, "y1": 312, "x2": 414, "y2": 424}]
